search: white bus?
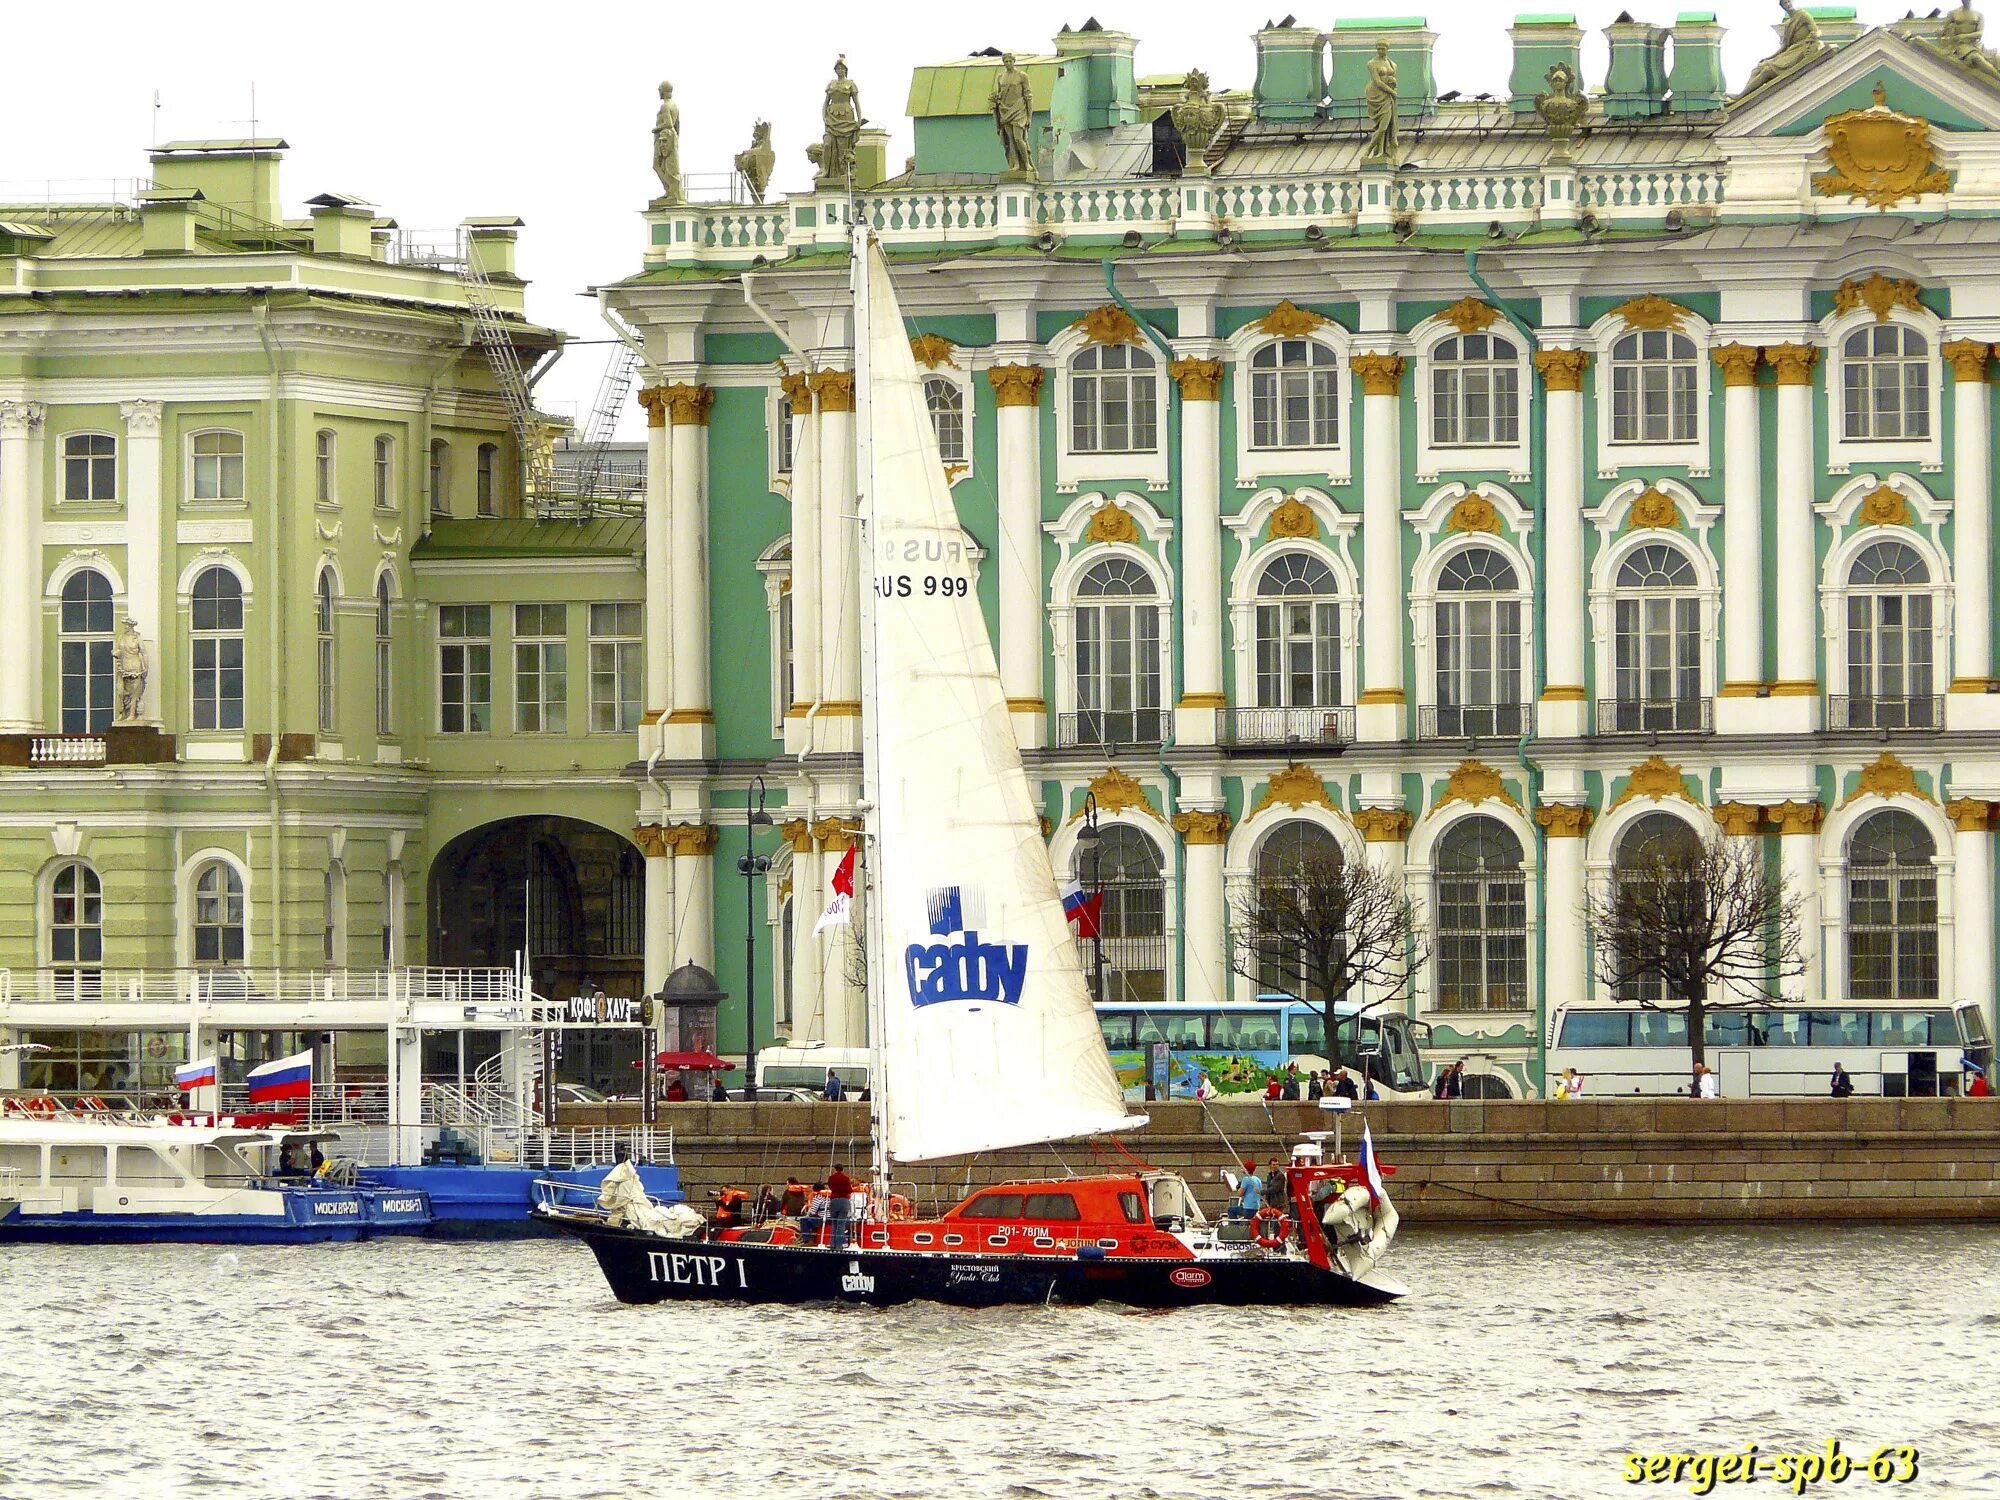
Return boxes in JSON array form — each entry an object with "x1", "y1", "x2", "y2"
[{"x1": 1545, "y1": 1000, "x2": 1993, "y2": 1097}]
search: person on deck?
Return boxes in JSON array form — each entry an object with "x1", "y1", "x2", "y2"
[
  {"x1": 800, "y1": 1183, "x2": 830, "y2": 1244},
  {"x1": 823, "y1": 1069, "x2": 845, "y2": 1102},
  {"x1": 1830, "y1": 1062, "x2": 1856, "y2": 1099},
  {"x1": 826, "y1": 1163, "x2": 855, "y2": 1250},
  {"x1": 779, "y1": 1176, "x2": 809, "y2": 1217},
  {"x1": 1227, "y1": 1161, "x2": 1264, "y2": 1220}
]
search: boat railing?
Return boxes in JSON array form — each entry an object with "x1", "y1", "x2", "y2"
[
  {"x1": 529, "y1": 1178, "x2": 614, "y2": 1218},
  {"x1": 421, "y1": 1080, "x2": 530, "y2": 1130},
  {"x1": 481, "y1": 1124, "x2": 674, "y2": 1169}
]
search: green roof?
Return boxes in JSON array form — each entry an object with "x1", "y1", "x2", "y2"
[
  {"x1": 908, "y1": 56, "x2": 1059, "y2": 117},
  {"x1": 1332, "y1": 16, "x2": 1428, "y2": 29},
  {"x1": 413, "y1": 515, "x2": 643, "y2": 560}
]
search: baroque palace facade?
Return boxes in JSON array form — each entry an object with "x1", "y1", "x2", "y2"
[{"x1": 617, "y1": 11, "x2": 2000, "y2": 1097}]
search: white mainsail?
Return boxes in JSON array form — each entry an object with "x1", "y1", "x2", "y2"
[{"x1": 856, "y1": 239, "x2": 1141, "y2": 1163}]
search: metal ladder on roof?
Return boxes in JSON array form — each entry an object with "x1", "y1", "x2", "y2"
[
  {"x1": 456, "y1": 236, "x2": 555, "y2": 510},
  {"x1": 566, "y1": 336, "x2": 642, "y2": 505}
]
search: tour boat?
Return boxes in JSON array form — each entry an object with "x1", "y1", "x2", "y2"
[
  {"x1": 0, "y1": 1118, "x2": 433, "y2": 1243},
  {"x1": 540, "y1": 234, "x2": 1405, "y2": 1309}
]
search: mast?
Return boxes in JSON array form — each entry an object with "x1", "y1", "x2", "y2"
[{"x1": 852, "y1": 225, "x2": 892, "y2": 1200}]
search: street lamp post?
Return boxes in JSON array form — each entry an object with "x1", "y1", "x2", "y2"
[
  {"x1": 737, "y1": 775, "x2": 774, "y2": 1104},
  {"x1": 1078, "y1": 792, "x2": 1104, "y2": 1004}
]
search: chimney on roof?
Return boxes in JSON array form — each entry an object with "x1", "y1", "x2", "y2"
[
  {"x1": 1327, "y1": 20, "x2": 1437, "y2": 126},
  {"x1": 1507, "y1": 14, "x2": 1584, "y2": 117},
  {"x1": 137, "y1": 188, "x2": 202, "y2": 256},
  {"x1": 1603, "y1": 15, "x2": 1669, "y2": 119},
  {"x1": 1053, "y1": 21, "x2": 1138, "y2": 130},
  {"x1": 1252, "y1": 18, "x2": 1326, "y2": 121},
  {"x1": 1666, "y1": 13, "x2": 1727, "y2": 115},
  {"x1": 307, "y1": 193, "x2": 374, "y2": 259}
]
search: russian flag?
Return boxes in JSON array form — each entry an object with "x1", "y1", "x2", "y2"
[
  {"x1": 175, "y1": 1056, "x2": 217, "y2": 1091},
  {"x1": 246, "y1": 1050, "x2": 313, "y2": 1104},
  {"x1": 1059, "y1": 879, "x2": 1102, "y2": 940},
  {"x1": 1360, "y1": 1122, "x2": 1390, "y2": 1210}
]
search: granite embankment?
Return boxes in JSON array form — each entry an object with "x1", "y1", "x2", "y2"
[{"x1": 603, "y1": 1098, "x2": 2000, "y2": 1225}]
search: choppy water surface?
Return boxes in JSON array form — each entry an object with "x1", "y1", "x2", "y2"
[{"x1": 2, "y1": 1224, "x2": 1996, "y2": 1499}]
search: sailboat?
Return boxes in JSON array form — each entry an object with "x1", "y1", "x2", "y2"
[{"x1": 539, "y1": 233, "x2": 1406, "y2": 1307}]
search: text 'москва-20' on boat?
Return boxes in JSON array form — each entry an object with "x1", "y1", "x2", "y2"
[{"x1": 535, "y1": 234, "x2": 1406, "y2": 1309}]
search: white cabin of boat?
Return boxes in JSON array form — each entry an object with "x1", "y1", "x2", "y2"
[{"x1": 0, "y1": 1120, "x2": 303, "y2": 1218}]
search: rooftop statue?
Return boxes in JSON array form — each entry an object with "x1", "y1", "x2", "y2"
[
  {"x1": 1534, "y1": 61, "x2": 1589, "y2": 159},
  {"x1": 1363, "y1": 41, "x2": 1400, "y2": 167},
  {"x1": 652, "y1": 81, "x2": 684, "y2": 205},
  {"x1": 990, "y1": 53, "x2": 1037, "y2": 181},
  {"x1": 1741, "y1": 0, "x2": 1827, "y2": 97},
  {"x1": 810, "y1": 55, "x2": 865, "y2": 188},
  {"x1": 1171, "y1": 68, "x2": 1227, "y2": 172},
  {"x1": 736, "y1": 120, "x2": 776, "y2": 204},
  {"x1": 1937, "y1": 0, "x2": 2000, "y2": 83}
]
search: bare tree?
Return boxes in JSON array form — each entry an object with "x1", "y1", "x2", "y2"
[
  {"x1": 1227, "y1": 848, "x2": 1428, "y2": 1087},
  {"x1": 1585, "y1": 827, "x2": 1806, "y2": 1091}
]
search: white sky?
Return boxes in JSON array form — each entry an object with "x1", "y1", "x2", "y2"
[{"x1": 0, "y1": 1, "x2": 1914, "y2": 435}]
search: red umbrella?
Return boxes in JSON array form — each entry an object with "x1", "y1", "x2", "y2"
[{"x1": 653, "y1": 1050, "x2": 738, "y2": 1071}]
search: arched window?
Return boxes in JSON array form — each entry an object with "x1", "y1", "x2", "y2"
[
  {"x1": 373, "y1": 435, "x2": 395, "y2": 508},
  {"x1": 322, "y1": 865, "x2": 347, "y2": 968},
  {"x1": 1250, "y1": 820, "x2": 1344, "y2": 1001},
  {"x1": 773, "y1": 390, "x2": 795, "y2": 480},
  {"x1": 924, "y1": 376, "x2": 966, "y2": 465},
  {"x1": 58, "y1": 569, "x2": 117, "y2": 734},
  {"x1": 1249, "y1": 339, "x2": 1339, "y2": 449},
  {"x1": 1611, "y1": 813, "x2": 1701, "y2": 1004},
  {"x1": 1431, "y1": 333, "x2": 1520, "y2": 447},
  {"x1": 191, "y1": 861, "x2": 246, "y2": 966},
  {"x1": 1611, "y1": 542, "x2": 1702, "y2": 733},
  {"x1": 476, "y1": 442, "x2": 499, "y2": 517},
  {"x1": 1843, "y1": 324, "x2": 1930, "y2": 441},
  {"x1": 776, "y1": 894, "x2": 796, "y2": 1028},
  {"x1": 191, "y1": 430, "x2": 244, "y2": 502},
  {"x1": 1072, "y1": 557, "x2": 1161, "y2": 746},
  {"x1": 1843, "y1": 539, "x2": 1935, "y2": 729},
  {"x1": 189, "y1": 566, "x2": 245, "y2": 731},
  {"x1": 1433, "y1": 545, "x2": 1524, "y2": 738},
  {"x1": 1434, "y1": 817, "x2": 1527, "y2": 1011},
  {"x1": 49, "y1": 862, "x2": 103, "y2": 978},
  {"x1": 429, "y1": 438, "x2": 451, "y2": 516},
  {"x1": 1848, "y1": 811, "x2": 1938, "y2": 1001},
  {"x1": 315, "y1": 429, "x2": 336, "y2": 505},
  {"x1": 1253, "y1": 553, "x2": 1341, "y2": 731},
  {"x1": 63, "y1": 433, "x2": 117, "y2": 503},
  {"x1": 1074, "y1": 823, "x2": 1166, "y2": 1004},
  {"x1": 316, "y1": 569, "x2": 337, "y2": 735},
  {"x1": 1071, "y1": 344, "x2": 1158, "y2": 454},
  {"x1": 375, "y1": 576, "x2": 394, "y2": 736},
  {"x1": 1609, "y1": 330, "x2": 1699, "y2": 444}
]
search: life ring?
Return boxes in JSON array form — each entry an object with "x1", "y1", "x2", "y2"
[
  {"x1": 144, "y1": 1037, "x2": 168, "y2": 1059},
  {"x1": 887, "y1": 1194, "x2": 913, "y2": 1221},
  {"x1": 76, "y1": 1095, "x2": 108, "y2": 1113},
  {"x1": 22, "y1": 1096, "x2": 59, "y2": 1120},
  {"x1": 1252, "y1": 1206, "x2": 1291, "y2": 1250}
]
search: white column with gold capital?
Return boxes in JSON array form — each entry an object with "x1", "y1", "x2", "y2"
[
  {"x1": 660, "y1": 383, "x2": 715, "y2": 755},
  {"x1": 120, "y1": 399, "x2": 165, "y2": 725},
  {"x1": 1172, "y1": 356, "x2": 1226, "y2": 746},
  {"x1": 1713, "y1": 344, "x2": 1765, "y2": 734},
  {"x1": 0, "y1": 400, "x2": 46, "y2": 730},
  {"x1": 1949, "y1": 798, "x2": 1995, "y2": 1041},
  {"x1": 1173, "y1": 806, "x2": 1231, "y2": 1005},
  {"x1": 1946, "y1": 341, "x2": 1997, "y2": 728},
  {"x1": 1766, "y1": 343, "x2": 1819, "y2": 732},
  {"x1": 781, "y1": 819, "x2": 826, "y2": 1043},
  {"x1": 781, "y1": 372, "x2": 820, "y2": 756},
  {"x1": 1354, "y1": 806, "x2": 1414, "y2": 1017},
  {"x1": 1773, "y1": 800, "x2": 1824, "y2": 1002},
  {"x1": 637, "y1": 387, "x2": 673, "y2": 753},
  {"x1": 1535, "y1": 806, "x2": 1591, "y2": 1038},
  {"x1": 1533, "y1": 349, "x2": 1589, "y2": 738},
  {"x1": 813, "y1": 369, "x2": 860, "y2": 754},
  {"x1": 989, "y1": 362, "x2": 1047, "y2": 749},
  {"x1": 662, "y1": 822, "x2": 718, "y2": 971},
  {"x1": 814, "y1": 816, "x2": 867, "y2": 1048},
  {"x1": 1353, "y1": 353, "x2": 1406, "y2": 742},
  {"x1": 636, "y1": 822, "x2": 675, "y2": 993}
]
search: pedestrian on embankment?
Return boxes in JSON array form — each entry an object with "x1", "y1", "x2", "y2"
[{"x1": 1830, "y1": 1062, "x2": 1855, "y2": 1098}]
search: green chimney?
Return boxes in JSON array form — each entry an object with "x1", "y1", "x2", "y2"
[
  {"x1": 1326, "y1": 18, "x2": 1436, "y2": 124},
  {"x1": 1252, "y1": 22, "x2": 1327, "y2": 121},
  {"x1": 1053, "y1": 22, "x2": 1139, "y2": 131},
  {"x1": 1603, "y1": 16, "x2": 1668, "y2": 119},
  {"x1": 1667, "y1": 13, "x2": 1727, "y2": 114},
  {"x1": 1508, "y1": 14, "x2": 1583, "y2": 117}
]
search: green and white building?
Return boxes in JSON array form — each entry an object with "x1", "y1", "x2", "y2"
[{"x1": 614, "y1": 11, "x2": 2000, "y2": 1097}]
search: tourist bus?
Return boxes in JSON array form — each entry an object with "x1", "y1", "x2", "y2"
[
  {"x1": 1093, "y1": 999, "x2": 1432, "y2": 1101},
  {"x1": 1544, "y1": 999, "x2": 1993, "y2": 1097}
]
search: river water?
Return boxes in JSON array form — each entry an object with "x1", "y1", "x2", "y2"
[{"x1": 2, "y1": 1224, "x2": 1995, "y2": 1500}]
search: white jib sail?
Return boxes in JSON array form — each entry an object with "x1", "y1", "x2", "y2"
[{"x1": 859, "y1": 241, "x2": 1142, "y2": 1163}]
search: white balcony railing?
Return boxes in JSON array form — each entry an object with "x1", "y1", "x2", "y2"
[{"x1": 0, "y1": 966, "x2": 523, "y2": 1008}]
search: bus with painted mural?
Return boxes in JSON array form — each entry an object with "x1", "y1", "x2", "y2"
[
  {"x1": 1093, "y1": 999, "x2": 1432, "y2": 1100},
  {"x1": 1543, "y1": 999, "x2": 1993, "y2": 1096}
]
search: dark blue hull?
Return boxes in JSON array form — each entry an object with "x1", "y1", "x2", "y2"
[
  {"x1": 0, "y1": 1185, "x2": 432, "y2": 1244},
  {"x1": 361, "y1": 1164, "x2": 682, "y2": 1238}
]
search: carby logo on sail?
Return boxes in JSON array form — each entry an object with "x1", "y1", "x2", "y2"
[{"x1": 904, "y1": 886, "x2": 1028, "y2": 1007}]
